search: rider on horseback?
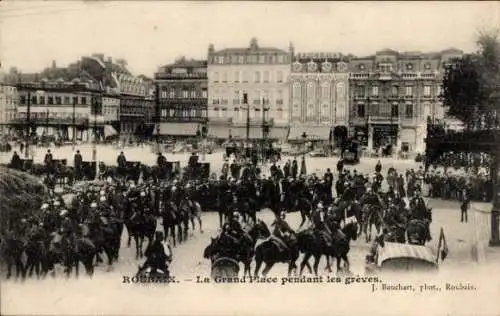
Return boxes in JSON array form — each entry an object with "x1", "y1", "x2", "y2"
[
  {"x1": 311, "y1": 203, "x2": 333, "y2": 247},
  {"x1": 270, "y1": 211, "x2": 296, "y2": 256},
  {"x1": 138, "y1": 231, "x2": 172, "y2": 275}
]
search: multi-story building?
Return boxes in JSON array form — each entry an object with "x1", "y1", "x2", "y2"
[
  {"x1": 14, "y1": 79, "x2": 100, "y2": 142},
  {"x1": 154, "y1": 58, "x2": 208, "y2": 139},
  {"x1": 207, "y1": 38, "x2": 291, "y2": 141},
  {"x1": 116, "y1": 72, "x2": 149, "y2": 140},
  {"x1": 289, "y1": 51, "x2": 350, "y2": 145},
  {"x1": 348, "y1": 48, "x2": 463, "y2": 153},
  {"x1": 0, "y1": 78, "x2": 18, "y2": 135}
]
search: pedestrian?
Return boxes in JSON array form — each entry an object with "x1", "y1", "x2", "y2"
[{"x1": 460, "y1": 187, "x2": 470, "y2": 223}]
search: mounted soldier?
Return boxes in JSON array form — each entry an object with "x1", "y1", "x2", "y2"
[{"x1": 270, "y1": 212, "x2": 296, "y2": 258}]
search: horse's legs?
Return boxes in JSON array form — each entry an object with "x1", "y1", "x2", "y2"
[
  {"x1": 325, "y1": 255, "x2": 332, "y2": 273},
  {"x1": 244, "y1": 261, "x2": 252, "y2": 278},
  {"x1": 299, "y1": 210, "x2": 306, "y2": 228},
  {"x1": 197, "y1": 215, "x2": 203, "y2": 233},
  {"x1": 262, "y1": 262, "x2": 275, "y2": 277},
  {"x1": 299, "y1": 253, "x2": 312, "y2": 276},
  {"x1": 134, "y1": 235, "x2": 140, "y2": 259},
  {"x1": 254, "y1": 258, "x2": 263, "y2": 277},
  {"x1": 313, "y1": 255, "x2": 321, "y2": 276},
  {"x1": 342, "y1": 254, "x2": 350, "y2": 272}
]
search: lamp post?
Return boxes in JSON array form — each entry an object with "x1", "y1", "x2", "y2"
[
  {"x1": 72, "y1": 92, "x2": 77, "y2": 150},
  {"x1": 92, "y1": 82, "x2": 102, "y2": 179}
]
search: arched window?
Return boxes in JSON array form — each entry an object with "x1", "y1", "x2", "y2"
[
  {"x1": 321, "y1": 82, "x2": 330, "y2": 99},
  {"x1": 292, "y1": 82, "x2": 301, "y2": 99},
  {"x1": 307, "y1": 82, "x2": 315, "y2": 99},
  {"x1": 336, "y1": 82, "x2": 345, "y2": 99}
]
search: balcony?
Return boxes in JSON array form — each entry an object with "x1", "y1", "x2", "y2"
[
  {"x1": 154, "y1": 73, "x2": 207, "y2": 80},
  {"x1": 377, "y1": 72, "x2": 392, "y2": 81}
]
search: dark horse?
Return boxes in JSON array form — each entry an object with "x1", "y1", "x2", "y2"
[
  {"x1": 254, "y1": 232, "x2": 300, "y2": 277},
  {"x1": 128, "y1": 211, "x2": 156, "y2": 259},
  {"x1": 297, "y1": 219, "x2": 358, "y2": 276},
  {"x1": 203, "y1": 219, "x2": 270, "y2": 278}
]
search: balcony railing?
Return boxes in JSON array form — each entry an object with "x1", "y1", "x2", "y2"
[{"x1": 378, "y1": 72, "x2": 392, "y2": 81}]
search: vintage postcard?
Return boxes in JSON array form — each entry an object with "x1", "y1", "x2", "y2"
[{"x1": 1, "y1": 1, "x2": 499, "y2": 315}]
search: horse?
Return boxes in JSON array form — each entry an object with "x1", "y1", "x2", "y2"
[
  {"x1": 406, "y1": 219, "x2": 429, "y2": 245},
  {"x1": 128, "y1": 211, "x2": 156, "y2": 258},
  {"x1": 161, "y1": 200, "x2": 182, "y2": 247},
  {"x1": 362, "y1": 204, "x2": 385, "y2": 242},
  {"x1": 288, "y1": 197, "x2": 313, "y2": 228},
  {"x1": 254, "y1": 232, "x2": 299, "y2": 277},
  {"x1": 187, "y1": 199, "x2": 204, "y2": 235},
  {"x1": 204, "y1": 219, "x2": 270, "y2": 278},
  {"x1": 1, "y1": 233, "x2": 27, "y2": 280}
]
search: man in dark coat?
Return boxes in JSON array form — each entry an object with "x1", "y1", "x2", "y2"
[
  {"x1": 74, "y1": 150, "x2": 83, "y2": 180},
  {"x1": 291, "y1": 159, "x2": 298, "y2": 179},
  {"x1": 44, "y1": 149, "x2": 54, "y2": 175},
  {"x1": 10, "y1": 151, "x2": 22, "y2": 170}
]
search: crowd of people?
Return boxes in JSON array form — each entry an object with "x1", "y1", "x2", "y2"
[{"x1": 1, "y1": 143, "x2": 493, "y2": 280}]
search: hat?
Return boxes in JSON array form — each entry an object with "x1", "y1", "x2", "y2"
[
  {"x1": 100, "y1": 190, "x2": 106, "y2": 196},
  {"x1": 54, "y1": 201, "x2": 61, "y2": 206},
  {"x1": 59, "y1": 209, "x2": 69, "y2": 217},
  {"x1": 100, "y1": 196, "x2": 107, "y2": 202},
  {"x1": 140, "y1": 191, "x2": 146, "y2": 197},
  {"x1": 90, "y1": 202, "x2": 98, "y2": 208},
  {"x1": 41, "y1": 203, "x2": 49, "y2": 210}
]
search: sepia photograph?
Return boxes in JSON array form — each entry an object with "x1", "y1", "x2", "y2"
[{"x1": 0, "y1": 1, "x2": 499, "y2": 315}]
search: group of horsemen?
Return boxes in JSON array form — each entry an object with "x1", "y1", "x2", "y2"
[{"x1": 6, "y1": 149, "x2": 436, "y2": 278}]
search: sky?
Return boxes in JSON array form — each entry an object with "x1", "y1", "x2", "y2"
[{"x1": 0, "y1": 1, "x2": 498, "y2": 77}]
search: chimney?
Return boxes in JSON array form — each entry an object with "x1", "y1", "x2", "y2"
[
  {"x1": 250, "y1": 37, "x2": 258, "y2": 50},
  {"x1": 52, "y1": 60, "x2": 56, "y2": 68},
  {"x1": 107, "y1": 57, "x2": 113, "y2": 64},
  {"x1": 208, "y1": 44, "x2": 214, "y2": 57}
]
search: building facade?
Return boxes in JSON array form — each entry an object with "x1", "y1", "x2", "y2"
[
  {"x1": 207, "y1": 38, "x2": 291, "y2": 141},
  {"x1": 289, "y1": 51, "x2": 350, "y2": 144},
  {"x1": 117, "y1": 73, "x2": 149, "y2": 140},
  {"x1": 0, "y1": 83, "x2": 18, "y2": 135},
  {"x1": 14, "y1": 80, "x2": 100, "y2": 142},
  {"x1": 348, "y1": 48, "x2": 463, "y2": 153},
  {"x1": 154, "y1": 58, "x2": 208, "y2": 138}
]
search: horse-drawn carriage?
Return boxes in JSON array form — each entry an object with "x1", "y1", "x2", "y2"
[
  {"x1": 365, "y1": 242, "x2": 438, "y2": 275},
  {"x1": 342, "y1": 140, "x2": 361, "y2": 164}
]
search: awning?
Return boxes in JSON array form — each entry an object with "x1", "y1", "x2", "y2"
[
  {"x1": 104, "y1": 125, "x2": 118, "y2": 138},
  {"x1": 208, "y1": 125, "x2": 230, "y2": 139},
  {"x1": 288, "y1": 126, "x2": 331, "y2": 141},
  {"x1": 229, "y1": 127, "x2": 262, "y2": 140},
  {"x1": 153, "y1": 123, "x2": 200, "y2": 136},
  {"x1": 268, "y1": 127, "x2": 289, "y2": 140}
]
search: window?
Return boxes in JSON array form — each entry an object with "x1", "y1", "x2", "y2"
[
  {"x1": 321, "y1": 82, "x2": 330, "y2": 99},
  {"x1": 307, "y1": 104, "x2": 314, "y2": 118},
  {"x1": 391, "y1": 104, "x2": 399, "y2": 117},
  {"x1": 293, "y1": 82, "x2": 301, "y2": 98},
  {"x1": 371, "y1": 86, "x2": 379, "y2": 96},
  {"x1": 191, "y1": 109, "x2": 196, "y2": 117},
  {"x1": 48, "y1": 96, "x2": 54, "y2": 105},
  {"x1": 191, "y1": 89, "x2": 197, "y2": 98},
  {"x1": 436, "y1": 85, "x2": 443, "y2": 96},
  {"x1": 321, "y1": 104, "x2": 329, "y2": 117},
  {"x1": 424, "y1": 86, "x2": 431, "y2": 96},
  {"x1": 216, "y1": 56, "x2": 224, "y2": 64},
  {"x1": 263, "y1": 71, "x2": 269, "y2": 82},
  {"x1": 212, "y1": 97, "x2": 220, "y2": 105},
  {"x1": 80, "y1": 97, "x2": 86, "y2": 105},
  {"x1": 231, "y1": 55, "x2": 238, "y2": 63},
  {"x1": 213, "y1": 72, "x2": 219, "y2": 83},
  {"x1": 238, "y1": 55, "x2": 244, "y2": 64},
  {"x1": 242, "y1": 72, "x2": 248, "y2": 83},
  {"x1": 233, "y1": 90, "x2": 240, "y2": 105},
  {"x1": 276, "y1": 90, "x2": 283, "y2": 105},
  {"x1": 259, "y1": 55, "x2": 266, "y2": 64},
  {"x1": 355, "y1": 86, "x2": 365, "y2": 98},
  {"x1": 255, "y1": 71, "x2": 260, "y2": 83},
  {"x1": 202, "y1": 89, "x2": 207, "y2": 98},
  {"x1": 405, "y1": 103, "x2": 413, "y2": 118},
  {"x1": 222, "y1": 72, "x2": 228, "y2": 83},
  {"x1": 405, "y1": 86, "x2": 413, "y2": 96},
  {"x1": 307, "y1": 82, "x2": 315, "y2": 99},
  {"x1": 292, "y1": 104, "x2": 300, "y2": 117},
  {"x1": 278, "y1": 55, "x2": 284, "y2": 63},
  {"x1": 39, "y1": 96, "x2": 45, "y2": 105},
  {"x1": 276, "y1": 71, "x2": 283, "y2": 83},
  {"x1": 64, "y1": 97, "x2": 70, "y2": 104},
  {"x1": 20, "y1": 96, "x2": 26, "y2": 104},
  {"x1": 391, "y1": 86, "x2": 398, "y2": 96},
  {"x1": 183, "y1": 90, "x2": 189, "y2": 98},
  {"x1": 357, "y1": 103, "x2": 365, "y2": 117},
  {"x1": 31, "y1": 96, "x2": 37, "y2": 105},
  {"x1": 169, "y1": 89, "x2": 175, "y2": 98},
  {"x1": 234, "y1": 71, "x2": 240, "y2": 82},
  {"x1": 55, "y1": 96, "x2": 62, "y2": 105}
]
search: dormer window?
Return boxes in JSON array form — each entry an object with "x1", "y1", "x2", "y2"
[
  {"x1": 424, "y1": 63, "x2": 431, "y2": 70},
  {"x1": 406, "y1": 63, "x2": 414, "y2": 71},
  {"x1": 359, "y1": 64, "x2": 365, "y2": 71}
]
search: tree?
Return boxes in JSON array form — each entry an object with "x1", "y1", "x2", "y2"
[{"x1": 443, "y1": 29, "x2": 500, "y2": 130}]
